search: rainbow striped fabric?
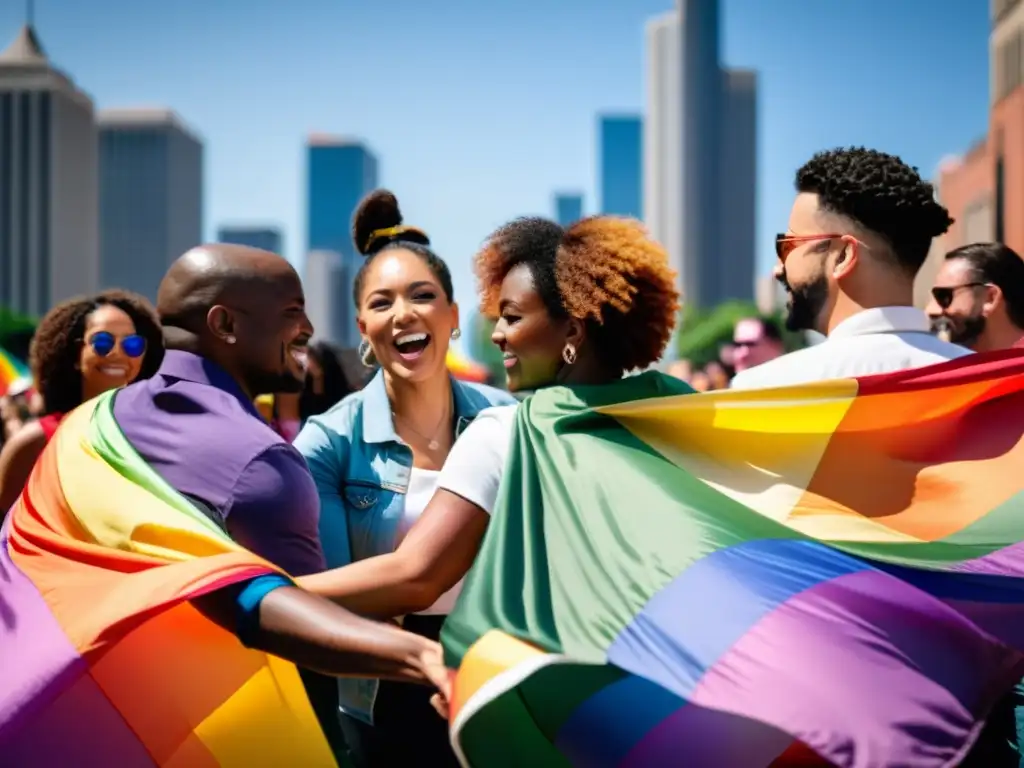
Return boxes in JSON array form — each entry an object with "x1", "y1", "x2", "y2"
[
  {"x1": 442, "y1": 352, "x2": 1024, "y2": 767},
  {"x1": 0, "y1": 345, "x2": 29, "y2": 394},
  {"x1": 0, "y1": 391, "x2": 337, "y2": 766}
]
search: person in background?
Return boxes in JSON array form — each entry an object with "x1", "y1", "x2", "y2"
[
  {"x1": 665, "y1": 358, "x2": 693, "y2": 382},
  {"x1": 0, "y1": 290, "x2": 164, "y2": 515},
  {"x1": 704, "y1": 361, "x2": 730, "y2": 390},
  {"x1": 731, "y1": 147, "x2": 971, "y2": 390},
  {"x1": 731, "y1": 317, "x2": 784, "y2": 375},
  {"x1": 294, "y1": 190, "x2": 513, "y2": 767},
  {"x1": 926, "y1": 242, "x2": 1024, "y2": 352},
  {"x1": 257, "y1": 342, "x2": 357, "y2": 441}
]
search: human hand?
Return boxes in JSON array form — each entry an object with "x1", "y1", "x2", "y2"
[{"x1": 416, "y1": 641, "x2": 452, "y2": 718}]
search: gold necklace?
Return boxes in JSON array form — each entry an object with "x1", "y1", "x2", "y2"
[{"x1": 392, "y1": 400, "x2": 451, "y2": 451}]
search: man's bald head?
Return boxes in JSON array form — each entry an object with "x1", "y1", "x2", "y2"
[
  {"x1": 157, "y1": 244, "x2": 297, "y2": 332},
  {"x1": 157, "y1": 244, "x2": 314, "y2": 399}
]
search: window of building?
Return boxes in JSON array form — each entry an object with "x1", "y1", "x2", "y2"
[{"x1": 998, "y1": 30, "x2": 1024, "y2": 100}]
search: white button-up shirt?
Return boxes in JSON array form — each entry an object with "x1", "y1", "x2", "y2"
[{"x1": 730, "y1": 306, "x2": 973, "y2": 390}]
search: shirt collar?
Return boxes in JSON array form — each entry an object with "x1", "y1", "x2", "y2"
[
  {"x1": 829, "y1": 306, "x2": 931, "y2": 340},
  {"x1": 360, "y1": 368, "x2": 489, "y2": 445},
  {"x1": 158, "y1": 350, "x2": 261, "y2": 419}
]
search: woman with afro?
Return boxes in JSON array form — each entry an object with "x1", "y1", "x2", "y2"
[
  {"x1": 301, "y1": 213, "x2": 683, "y2": 621},
  {"x1": 0, "y1": 289, "x2": 164, "y2": 515}
]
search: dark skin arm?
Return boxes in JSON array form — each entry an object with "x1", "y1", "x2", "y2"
[
  {"x1": 0, "y1": 420, "x2": 46, "y2": 519},
  {"x1": 299, "y1": 489, "x2": 490, "y2": 619},
  {"x1": 192, "y1": 584, "x2": 449, "y2": 691}
]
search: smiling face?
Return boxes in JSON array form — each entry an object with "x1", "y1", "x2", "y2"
[
  {"x1": 358, "y1": 248, "x2": 458, "y2": 384},
  {"x1": 78, "y1": 304, "x2": 146, "y2": 399},
  {"x1": 230, "y1": 267, "x2": 314, "y2": 395},
  {"x1": 491, "y1": 263, "x2": 570, "y2": 392}
]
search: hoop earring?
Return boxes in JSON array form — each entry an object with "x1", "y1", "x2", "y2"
[
  {"x1": 359, "y1": 339, "x2": 377, "y2": 368},
  {"x1": 451, "y1": 328, "x2": 461, "y2": 340},
  {"x1": 562, "y1": 343, "x2": 577, "y2": 365}
]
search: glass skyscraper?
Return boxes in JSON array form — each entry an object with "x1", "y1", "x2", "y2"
[
  {"x1": 553, "y1": 192, "x2": 583, "y2": 226},
  {"x1": 218, "y1": 226, "x2": 282, "y2": 254},
  {"x1": 306, "y1": 136, "x2": 378, "y2": 347},
  {"x1": 599, "y1": 115, "x2": 643, "y2": 219},
  {"x1": 99, "y1": 108, "x2": 203, "y2": 302}
]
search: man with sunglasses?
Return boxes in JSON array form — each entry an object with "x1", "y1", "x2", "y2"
[
  {"x1": 732, "y1": 147, "x2": 971, "y2": 390},
  {"x1": 732, "y1": 317, "x2": 784, "y2": 375},
  {"x1": 926, "y1": 242, "x2": 1024, "y2": 352}
]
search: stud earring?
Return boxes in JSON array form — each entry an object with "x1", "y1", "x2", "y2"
[
  {"x1": 451, "y1": 328, "x2": 461, "y2": 340},
  {"x1": 225, "y1": 335, "x2": 236, "y2": 345}
]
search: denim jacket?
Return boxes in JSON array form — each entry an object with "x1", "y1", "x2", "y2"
[{"x1": 293, "y1": 369, "x2": 514, "y2": 722}]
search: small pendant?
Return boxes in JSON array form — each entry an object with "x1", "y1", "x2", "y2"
[{"x1": 428, "y1": 439, "x2": 440, "y2": 451}]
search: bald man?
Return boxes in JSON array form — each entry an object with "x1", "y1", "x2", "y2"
[{"x1": 113, "y1": 245, "x2": 448, "y2": 759}]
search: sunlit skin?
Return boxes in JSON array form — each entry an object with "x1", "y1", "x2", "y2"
[
  {"x1": 924, "y1": 258, "x2": 1015, "y2": 352},
  {"x1": 357, "y1": 248, "x2": 461, "y2": 467},
  {"x1": 490, "y1": 264, "x2": 572, "y2": 392},
  {"x1": 78, "y1": 305, "x2": 145, "y2": 401},
  {"x1": 776, "y1": 193, "x2": 906, "y2": 336}
]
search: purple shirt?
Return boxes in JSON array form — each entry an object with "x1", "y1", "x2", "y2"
[{"x1": 114, "y1": 350, "x2": 325, "y2": 576}]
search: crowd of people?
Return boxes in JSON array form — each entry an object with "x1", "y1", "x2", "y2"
[{"x1": 5, "y1": 144, "x2": 1024, "y2": 766}]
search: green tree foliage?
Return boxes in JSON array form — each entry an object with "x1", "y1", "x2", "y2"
[
  {"x1": 0, "y1": 307, "x2": 37, "y2": 362},
  {"x1": 470, "y1": 313, "x2": 506, "y2": 382}
]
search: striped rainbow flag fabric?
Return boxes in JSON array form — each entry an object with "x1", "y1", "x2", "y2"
[
  {"x1": 0, "y1": 390, "x2": 337, "y2": 766},
  {"x1": 442, "y1": 352, "x2": 1024, "y2": 767},
  {"x1": 0, "y1": 345, "x2": 30, "y2": 395}
]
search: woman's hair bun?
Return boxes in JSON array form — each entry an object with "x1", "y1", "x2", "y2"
[{"x1": 352, "y1": 189, "x2": 430, "y2": 256}]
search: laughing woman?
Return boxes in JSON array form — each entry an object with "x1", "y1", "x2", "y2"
[{"x1": 293, "y1": 190, "x2": 513, "y2": 768}]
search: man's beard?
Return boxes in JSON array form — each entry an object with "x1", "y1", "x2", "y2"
[
  {"x1": 778, "y1": 270, "x2": 829, "y2": 333},
  {"x1": 247, "y1": 343, "x2": 306, "y2": 396},
  {"x1": 932, "y1": 314, "x2": 986, "y2": 349}
]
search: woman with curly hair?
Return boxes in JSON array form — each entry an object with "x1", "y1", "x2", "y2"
[
  {"x1": 301, "y1": 213, "x2": 683, "y2": 624},
  {"x1": 0, "y1": 290, "x2": 164, "y2": 514}
]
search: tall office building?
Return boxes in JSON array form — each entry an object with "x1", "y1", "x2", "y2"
[
  {"x1": 717, "y1": 70, "x2": 757, "y2": 303},
  {"x1": 306, "y1": 135, "x2": 378, "y2": 347},
  {"x1": 304, "y1": 249, "x2": 348, "y2": 345},
  {"x1": 98, "y1": 108, "x2": 203, "y2": 301},
  {"x1": 0, "y1": 25, "x2": 98, "y2": 317},
  {"x1": 553, "y1": 192, "x2": 583, "y2": 226},
  {"x1": 644, "y1": 11, "x2": 683, "y2": 291},
  {"x1": 218, "y1": 226, "x2": 282, "y2": 254},
  {"x1": 598, "y1": 114, "x2": 643, "y2": 218},
  {"x1": 643, "y1": 1, "x2": 757, "y2": 310}
]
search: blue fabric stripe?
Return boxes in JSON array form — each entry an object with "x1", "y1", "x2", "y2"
[{"x1": 606, "y1": 539, "x2": 869, "y2": 700}]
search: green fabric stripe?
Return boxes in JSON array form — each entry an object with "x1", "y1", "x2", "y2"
[{"x1": 87, "y1": 390, "x2": 231, "y2": 541}]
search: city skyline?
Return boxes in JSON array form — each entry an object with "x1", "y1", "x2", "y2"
[
  {"x1": 99, "y1": 107, "x2": 203, "y2": 302},
  {"x1": 0, "y1": 0, "x2": 992, "y2": 344}
]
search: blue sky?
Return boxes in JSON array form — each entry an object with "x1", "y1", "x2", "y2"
[{"x1": 1, "y1": 0, "x2": 990, "y2": 348}]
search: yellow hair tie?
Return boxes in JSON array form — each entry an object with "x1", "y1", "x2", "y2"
[{"x1": 364, "y1": 225, "x2": 427, "y2": 252}]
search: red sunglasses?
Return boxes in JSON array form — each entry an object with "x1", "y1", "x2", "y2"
[{"x1": 775, "y1": 233, "x2": 845, "y2": 263}]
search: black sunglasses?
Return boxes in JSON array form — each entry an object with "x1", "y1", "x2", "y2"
[
  {"x1": 87, "y1": 331, "x2": 147, "y2": 359},
  {"x1": 930, "y1": 282, "x2": 986, "y2": 310}
]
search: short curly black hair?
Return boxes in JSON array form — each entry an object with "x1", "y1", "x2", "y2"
[
  {"x1": 29, "y1": 289, "x2": 164, "y2": 415},
  {"x1": 796, "y1": 147, "x2": 954, "y2": 274},
  {"x1": 475, "y1": 215, "x2": 680, "y2": 374},
  {"x1": 350, "y1": 189, "x2": 454, "y2": 306}
]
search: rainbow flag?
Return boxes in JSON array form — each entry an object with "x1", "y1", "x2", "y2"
[
  {"x1": 0, "y1": 345, "x2": 29, "y2": 395},
  {"x1": 443, "y1": 352, "x2": 1024, "y2": 767},
  {"x1": 0, "y1": 391, "x2": 337, "y2": 766}
]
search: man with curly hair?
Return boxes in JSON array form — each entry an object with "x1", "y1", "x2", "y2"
[{"x1": 732, "y1": 147, "x2": 971, "y2": 390}]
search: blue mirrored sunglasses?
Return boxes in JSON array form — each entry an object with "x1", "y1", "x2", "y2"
[{"x1": 88, "y1": 331, "x2": 147, "y2": 359}]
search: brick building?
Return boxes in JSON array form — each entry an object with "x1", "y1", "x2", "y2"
[{"x1": 914, "y1": 0, "x2": 1024, "y2": 307}]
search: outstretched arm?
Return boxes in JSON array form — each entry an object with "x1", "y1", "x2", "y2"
[
  {"x1": 299, "y1": 489, "x2": 489, "y2": 617},
  {"x1": 192, "y1": 582, "x2": 449, "y2": 692},
  {"x1": 300, "y1": 409, "x2": 510, "y2": 617}
]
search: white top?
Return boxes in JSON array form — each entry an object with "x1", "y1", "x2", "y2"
[
  {"x1": 436, "y1": 405, "x2": 518, "y2": 517},
  {"x1": 730, "y1": 307, "x2": 973, "y2": 390},
  {"x1": 398, "y1": 467, "x2": 462, "y2": 615}
]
